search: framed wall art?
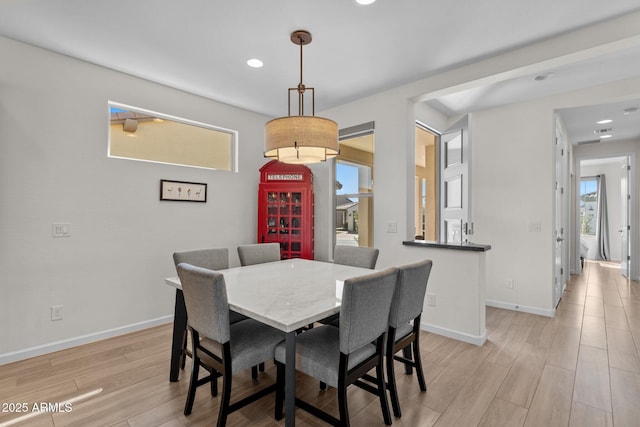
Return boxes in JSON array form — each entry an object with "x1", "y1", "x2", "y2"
[{"x1": 160, "y1": 179, "x2": 207, "y2": 202}]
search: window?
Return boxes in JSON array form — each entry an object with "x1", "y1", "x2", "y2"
[
  {"x1": 579, "y1": 177, "x2": 598, "y2": 236},
  {"x1": 335, "y1": 123, "x2": 374, "y2": 248},
  {"x1": 108, "y1": 102, "x2": 237, "y2": 171}
]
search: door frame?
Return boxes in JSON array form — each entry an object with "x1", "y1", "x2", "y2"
[
  {"x1": 621, "y1": 159, "x2": 631, "y2": 277},
  {"x1": 573, "y1": 152, "x2": 637, "y2": 280}
]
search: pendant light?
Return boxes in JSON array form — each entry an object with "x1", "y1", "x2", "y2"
[{"x1": 264, "y1": 30, "x2": 339, "y2": 164}]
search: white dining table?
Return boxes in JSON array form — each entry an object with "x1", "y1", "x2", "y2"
[{"x1": 165, "y1": 258, "x2": 375, "y2": 427}]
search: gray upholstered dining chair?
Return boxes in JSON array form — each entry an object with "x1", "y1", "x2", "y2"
[
  {"x1": 386, "y1": 259, "x2": 432, "y2": 419},
  {"x1": 274, "y1": 267, "x2": 398, "y2": 427},
  {"x1": 333, "y1": 245, "x2": 380, "y2": 269},
  {"x1": 236, "y1": 243, "x2": 281, "y2": 373},
  {"x1": 317, "y1": 245, "x2": 380, "y2": 329},
  {"x1": 173, "y1": 247, "x2": 229, "y2": 272},
  {"x1": 237, "y1": 242, "x2": 281, "y2": 266},
  {"x1": 173, "y1": 249, "x2": 250, "y2": 372},
  {"x1": 177, "y1": 263, "x2": 285, "y2": 425},
  {"x1": 173, "y1": 248, "x2": 247, "y2": 323}
]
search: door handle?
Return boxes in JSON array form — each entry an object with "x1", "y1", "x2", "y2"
[{"x1": 556, "y1": 237, "x2": 564, "y2": 242}]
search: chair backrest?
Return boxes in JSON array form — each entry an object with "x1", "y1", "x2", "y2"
[
  {"x1": 237, "y1": 243, "x2": 280, "y2": 266},
  {"x1": 339, "y1": 267, "x2": 398, "y2": 354},
  {"x1": 388, "y1": 259, "x2": 432, "y2": 328},
  {"x1": 173, "y1": 248, "x2": 229, "y2": 271},
  {"x1": 177, "y1": 263, "x2": 231, "y2": 344},
  {"x1": 333, "y1": 246, "x2": 379, "y2": 269}
]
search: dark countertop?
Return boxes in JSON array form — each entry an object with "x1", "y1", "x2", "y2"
[{"x1": 402, "y1": 240, "x2": 491, "y2": 252}]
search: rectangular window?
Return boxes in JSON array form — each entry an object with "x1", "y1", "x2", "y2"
[
  {"x1": 108, "y1": 102, "x2": 237, "y2": 171},
  {"x1": 335, "y1": 123, "x2": 374, "y2": 248},
  {"x1": 580, "y1": 177, "x2": 598, "y2": 236}
]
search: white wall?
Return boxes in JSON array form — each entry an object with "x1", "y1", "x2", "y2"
[
  {"x1": 0, "y1": 37, "x2": 271, "y2": 360},
  {"x1": 475, "y1": 78, "x2": 640, "y2": 312},
  {"x1": 472, "y1": 101, "x2": 556, "y2": 313}
]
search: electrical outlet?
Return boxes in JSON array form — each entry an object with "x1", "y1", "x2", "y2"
[
  {"x1": 506, "y1": 279, "x2": 515, "y2": 289},
  {"x1": 426, "y1": 293, "x2": 437, "y2": 306},
  {"x1": 51, "y1": 305, "x2": 63, "y2": 321},
  {"x1": 385, "y1": 221, "x2": 397, "y2": 233}
]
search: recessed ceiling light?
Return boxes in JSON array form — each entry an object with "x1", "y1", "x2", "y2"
[
  {"x1": 596, "y1": 119, "x2": 612, "y2": 124},
  {"x1": 593, "y1": 127, "x2": 612, "y2": 135},
  {"x1": 600, "y1": 134, "x2": 613, "y2": 139},
  {"x1": 355, "y1": 0, "x2": 376, "y2": 5},
  {"x1": 247, "y1": 58, "x2": 264, "y2": 68}
]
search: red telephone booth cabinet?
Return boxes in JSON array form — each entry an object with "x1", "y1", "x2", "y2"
[{"x1": 258, "y1": 160, "x2": 314, "y2": 260}]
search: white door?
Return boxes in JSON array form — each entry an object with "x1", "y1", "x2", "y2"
[
  {"x1": 620, "y1": 159, "x2": 631, "y2": 277},
  {"x1": 553, "y1": 132, "x2": 566, "y2": 307},
  {"x1": 440, "y1": 116, "x2": 470, "y2": 243}
]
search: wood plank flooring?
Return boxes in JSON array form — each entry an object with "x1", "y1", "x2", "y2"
[{"x1": 1, "y1": 260, "x2": 639, "y2": 426}]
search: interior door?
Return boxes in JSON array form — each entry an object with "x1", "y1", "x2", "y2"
[
  {"x1": 553, "y1": 131, "x2": 566, "y2": 307},
  {"x1": 440, "y1": 116, "x2": 470, "y2": 243},
  {"x1": 620, "y1": 158, "x2": 631, "y2": 277}
]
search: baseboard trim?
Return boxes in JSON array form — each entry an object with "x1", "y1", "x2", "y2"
[
  {"x1": 486, "y1": 299, "x2": 555, "y2": 317},
  {"x1": 420, "y1": 321, "x2": 487, "y2": 346},
  {"x1": 0, "y1": 316, "x2": 173, "y2": 365}
]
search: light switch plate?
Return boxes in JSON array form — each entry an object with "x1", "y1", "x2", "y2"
[
  {"x1": 528, "y1": 221, "x2": 542, "y2": 232},
  {"x1": 51, "y1": 305, "x2": 63, "y2": 321},
  {"x1": 52, "y1": 223, "x2": 71, "y2": 237}
]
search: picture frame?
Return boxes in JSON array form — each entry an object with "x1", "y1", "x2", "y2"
[{"x1": 160, "y1": 179, "x2": 207, "y2": 202}]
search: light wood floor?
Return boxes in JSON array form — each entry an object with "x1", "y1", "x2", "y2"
[{"x1": 1, "y1": 260, "x2": 639, "y2": 427}]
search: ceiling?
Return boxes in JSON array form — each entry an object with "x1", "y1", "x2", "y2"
[{"x1": 1, "y1": 0, "x2": 640, "y2": 144}]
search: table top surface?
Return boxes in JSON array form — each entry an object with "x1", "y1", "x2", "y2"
[{"x1": 166, "y1": 258, "x2": 375, "y2": 332}]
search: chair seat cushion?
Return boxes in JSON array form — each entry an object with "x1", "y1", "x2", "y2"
[
  {"x1": 200, "y1": 319, "x2": 284, "y2": 374},
  {"x1": 274, "y1": 325, "x2": 376, "y2": 388}
]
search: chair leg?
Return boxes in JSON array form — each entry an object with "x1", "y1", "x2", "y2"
[
  {"x1": 184, "y1": 355, "x2": 199, "y2": 416},
  {"x1": 217, "y1": 365, "x2": 232, "y2": 427},
  {"x1": 412, "y1": 339, "x2": 427, "y2": 392},
  {"x1": 402, "y1": 346, "x2": 413, "y2": 374},
  {"x1": 210, "y1": 368, "x2": 218, "y2": 396},
  {"x1": 337, "y1": 382, "x2": 350, "y2": 427},
  {"x1": 181, "y1": 328, "x2": 188, "y2": 370},
  {"x1": 259, "y1": 362, "x2": 265, "y2": 372},
  {"x1": 376, "y1": 358, "x2": 392, "y2": 425},
  {"x1": 251, "y1": 365, "x2": 258, "y2": 380},
  {"x1": 386, "y1": 349, "x2": 401, "y2": 418},
  {"x1": 275, "y1": 362, "x2": 285, "y2": 420},
  {"x1": 319, "y1": 381, "x2": 327, "y2": 391}
]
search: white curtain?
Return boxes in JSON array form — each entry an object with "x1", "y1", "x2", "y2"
[{"x1": 596, "y1": 174, "x2": 610, "y2": 260}]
